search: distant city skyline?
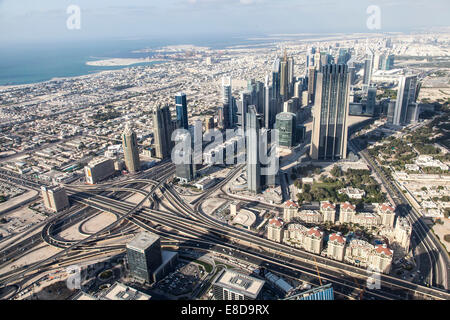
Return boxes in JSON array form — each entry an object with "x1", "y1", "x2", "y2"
[{"x1": 0, "y1": 0, "x2": 449, "y2": 45}]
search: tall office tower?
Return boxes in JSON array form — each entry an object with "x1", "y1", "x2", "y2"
[
  {"x1": 272, "y1": 57, "x2": 281, "y2": 110},
  {"x1": 263, "y1": 74, "x2": 273, "y2": 129},
  {"x1": 310, "y1": 64, "x2": 350, "y2": 160},
  {"x1": 153, "y1": 105, "x2": 173, "y2": 159},
  {"x1": 288, "y1": 56, "x2": 295, "y2": 97},
  {"x1": 320, "y1": 52, "x2": 331, "y2": 68},
  {"x1": 126, "y1": 232, "x2": 163, "y2": 283},
  {"x1": 246, "y1": 105, "x2": 261, "y2": 194},
  {"x1": 41, "y1": 186, "x2": 70, "y2": 212},
  {"x1": 204, "y1": 115, "x2": 215, "y2": 132},
  {"x1": 347, "y1": 58, "x2": 356, "y2": 85},
  {"x1": 307, "y1": 66, "x2": 317, "y2": 105},
  {"x1": 276, "y1": 112, "x2": 296, "y2": 148},
  {"x1": 372, "y1": 53, "x2": 380, "y2": 72},
  {"x1": 218, "y1": 105, "x2": 225, "y2": 128},
  {"x1": 385, "y1": 38, "x2": 392, "y2": 49},
  {"x1": 363, "y1": 49, "x2": 374, "y2": 86},
  {"x1": 380, "y1": 54, "x2": 394, "y2": 71},
  {"x1": 280, "y1": 54, "x2": 289, "y2": 102},
  {"x1": 314, "y1": 51, "x2": 321, "y2": 69},
  {"x1": 337, "y1": 48, "x2": 351, "y2": 65},
  {"x1": 294, "y1": 80, "x2": 304, "y2": 99},
  {"x1": 256, "y1": 81, "x2": 265, "y2": 114},
  {"x1": 122, "y1": 124, "x2": 141, "y2": 173},
  {"x1": 237, "y1": 91, "x2": 252, "y2": 131},
  {"x1": 175, "y1": 150, "x2": 194, "y2": 183},
  {"x1": 366, "y1": 87, "x2": 377, "y2": 115},
  {"x1": 222, "y1": 76, "x2": 233, "y2": 128},
  {"x1": 393, "y1": 75, "x2": 418, "y2": 126},
  {"x1": 387, "y1": 100, "x2": 396, "y2": 123},
  {"x1": 175, "y1": 92, "x2": 188, "y2": 130}
]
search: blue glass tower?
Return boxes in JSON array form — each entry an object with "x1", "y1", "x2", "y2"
[{"x1": 175, "y1": 92, "x2": 189, "y2": 130}]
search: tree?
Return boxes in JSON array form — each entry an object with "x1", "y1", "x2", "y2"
[{"x1": 331, "y1": 165, "x2": 343, "y2": 178}]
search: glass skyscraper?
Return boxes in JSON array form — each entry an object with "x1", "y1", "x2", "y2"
[
  {"x1": 310, "y1": 64, "x2": 350, "y2": 161},
  {"x1": 122, "y1": 124, "x2": 140, "y2": 173},
  {"x1": 175, "y1": 92, "x2": 188, "y2": 130},
  {"x1": 246, "y1": 105, "x2": 261, "y2": 194}
]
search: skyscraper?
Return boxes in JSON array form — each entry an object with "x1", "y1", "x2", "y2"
[
  {"x1": 153, "y1": 105, "x2": 173, "y2": 159},
  {"x1": 365, "y1": 87, "x2": 377, "y2": 116},
  {"x1": 276, "y1": 112, "x2": 296, "y2": 148},
  {"x1": 126, "y1": 232, "x2": 163, "y2": 283},
  {"x1": 222, "y1": 77, "x2": 233, "y2": 128},
  {"x1": 392, "y1": 75, "x2": 418, "y2": 126},
  {"x1": 272, "y1": 57, "x2": 281, "y2": 112},
  {"x1": 175, "y1": 92, "x2": 188, "y2": 130},
  {"x1": 122, "y1": 124, "x2": 141, "y2": 173},
  {"x1": 246, "y1": 105, "x2": 261, "y2": 194},
  {"x1": 363, "y1": 48, "x2": 374, "y2": 86},
  {"x1": 280, "y1": 53, "x2": 289, "y2": 102},
  {"x1": 307, "y1": 66, "x2": 317, "y2": 105},
  {"x1": 310, "y1": 64, "x2": 350, "y2": 160},
  {"x1": 263, "y1": 74, "x2": 274, "y2": 129},
  {"x1": 237, "y1": 91, "x2": 252, "y2": 131}
]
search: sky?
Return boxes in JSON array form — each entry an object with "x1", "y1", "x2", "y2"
[{"x1": 0, "y1": 0, "x2": 449, "y2": 45}]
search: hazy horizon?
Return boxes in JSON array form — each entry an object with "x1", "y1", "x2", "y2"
[{"x1": 1, "y1": 0, "x2": 449, "y2": 47}]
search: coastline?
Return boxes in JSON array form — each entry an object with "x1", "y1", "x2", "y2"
[
  {"x1": 0, "y1": 59, "x2": 168, "y2": 90},
  {"x1": 85, "y1": 57, "x2": 167, "y2": 67}
]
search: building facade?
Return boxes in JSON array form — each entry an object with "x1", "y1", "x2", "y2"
[{"x1": 310, "y1": 64, "x2": 350, "y2": 160}]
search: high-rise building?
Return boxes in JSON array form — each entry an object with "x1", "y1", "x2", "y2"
[
  {"x1": 365, "y1": 87, "x2": 377, "y2": 115},
  {"x1": 174, "y1": 133, "x2": 195, "y2": 183},
  {"x1": 122, "y1": 124, "x2": 141, "y2": 173},
  {"x1": 204, "y1": 116, "x2": 215, "y2": 132},
  {"x1": 212, "y1": 269, "x2": 265, "y2": 300},
  {"x1": 280, "y1": 56, "x2": 289, "y2": 102},
  {"x1": 307, "y1": 66, "x2": 316, "y2": 105},
  {"x1": 237, "y1": 91, "x2": 252, "y2": 131},
  {"x1": 275, "y1": 112, "x2": 296, "y2": 148},
  {"x1": 246, "y1": 105, "x2": 261, "y2": 194},
  {"x1": 310, "y1": 64, "x2": 350, "y2": 160},
  {"x1": 153, "y1": 105, "x2": 173, "y2": 159},
  {"x1": 222, "y1": 77, "x2": 233, "y2": 128},
  {"x1": 363, "y1": 57, "x2": 373, "y2": 85},
  {"x1": 85, "y1": 157, "x2": 115, "y2": 184},
  {"x1": 41, "y1": 186, "x2": 70, "y2": 212},
  {"x1": 387, "y1": 100, "x2": 396, "y2": 123},
  {"x1": 126, "y1": 232, "x2": 163, "y2": 283},
  {"x1": 272, "y1": 57, "x2": 281, "y2": 111},
  {"x1": 379, "y1": 54, "x2": 394, "y2": 70},
  {"x1": 392, "y1": 75, "x2": 418, "y2": 126},
  {"x1": 288, "y1": 56, "x2": 295, "y2": 97},
  {"x1": 263, "y1": 74, "x2": 274, "y2": 129},
  {"x1": 175, "y1": 92, "x2": 188, "y2": 130}
]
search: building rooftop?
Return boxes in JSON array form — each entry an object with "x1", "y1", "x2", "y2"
[
  {"x1": 126, "y1": 231, "x2": 160, "y2": 252},
  {"x1": 232, "y1": 209, "x2": 256, "y2": 228},
  {"x1": 100, "y1": 282, "x2": 151, "y2": 300},
  {"x1": 321, "y1": 201, "x2": 336, "y2": 210},
  {"x1": 269, "y1": 217, "x2": 284, "y2": 228},
  {"x1": 284, "y1": 200, "x2": 298, "y2": 208},
  {"x1": 214, "y1": 269, "x2": 265, "y2": 299},
  {"x1": 329, "y1": 233, "x2": 346, "y2": 245}
]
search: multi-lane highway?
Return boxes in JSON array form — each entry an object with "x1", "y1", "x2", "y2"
[{"x1": 0, "y1": 156, "x2": 448, "y2": 300}]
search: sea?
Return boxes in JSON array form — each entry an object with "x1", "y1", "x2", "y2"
[{"x1": 0, "y1": 35, "x2": 281, "y2": 87}]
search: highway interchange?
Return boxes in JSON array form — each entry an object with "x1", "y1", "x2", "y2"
[{"x1": 0, "y1": 146, "x2": 449, "y2": 301}]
